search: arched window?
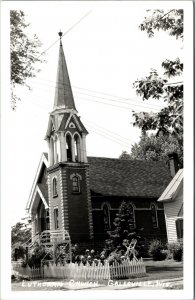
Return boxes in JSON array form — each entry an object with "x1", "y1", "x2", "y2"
[
  {"x1": 53, "y1": 177, "x2": 58, "y2": 197},
  {"x1": 66, "y1": 133, "x2": 72, "y2": 162},
  {"x1": 151, "y1": 203, "x2": 158, "y2": 228},
  {"x1": 102, "y1": 203, "x2": 111, "y2": 230},
  {"x1": 74, "y1": 133, "x2": 81, "y2": 162},
  {"x1": 128, "y1": 203, "x2": 136, "y2": 229},
  {"x1": 72, "y1": 175, "x2": 80, "y2": 193}
]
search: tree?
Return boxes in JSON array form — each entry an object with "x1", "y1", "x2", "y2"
[
  {"x1": 119, "y1": 132, "x2": 183, "y2": 167},
  {"x1": 104, "y1": 201, "x2": 143, "y2": 257},
  {"x1": 10, "y1": 10, "x2": 44, "y2": 110},
  {"x1": 132, "y1": 10, "x2": 183, "y2": 144},
  {"x1": 11, "y1": 222, "x2": 31, "y2": 260}
]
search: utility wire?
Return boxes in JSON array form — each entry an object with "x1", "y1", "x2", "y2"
[
  {"x1": 88, "y1": 128, "x2": 132, "y2": 150},
  {"x1": 36, "y1": 10, "x2": 92, "y2": 59},
  {"x1": 83, "y1": 117, "x2": 137, "y2": 144},
  {"x1": 27, "y1": 82, "x2": 164, "y2": 111},
  {"x1": 34, "y1": 77, "x2": 165, "y2": 109},
  {"x1": 84, "y1": 121, "x2": 133, "y2": 147},
  {"x1": 21, "y1": 99, "x2": 136, "y2": 147}
]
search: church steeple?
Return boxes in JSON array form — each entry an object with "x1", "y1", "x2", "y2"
[
  {"x1": 53, "y1": 31, "x2": 77, "y2": 111},
  {"x1": 45, "y1": 33, "x2": 88, "y2": 166}
]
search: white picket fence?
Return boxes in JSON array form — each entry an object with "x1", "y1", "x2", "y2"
[
  {"x1": 12, "y1": 264, "x2": 42, "y2": 279},
  {"x1": 12, "y1": 258, "x2": 146, "y2": 281},
  {"x1": 43, "y1": 260, "x2": 111, "y2": 280},
  {"x1": 110, "y1": 258, "x2": 146, "y2": 279}
]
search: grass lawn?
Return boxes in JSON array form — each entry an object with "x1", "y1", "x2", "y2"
[
  {"x1": 142, "y1": 259, "x2": 183, "y2": 282},
  {"x1": 11, "y1": 259, "x2": 183, "y2": 291}
]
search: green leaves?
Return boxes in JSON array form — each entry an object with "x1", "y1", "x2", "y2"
[{"x1": 10, "y1": 10, "x2": 44, "y2": 109}]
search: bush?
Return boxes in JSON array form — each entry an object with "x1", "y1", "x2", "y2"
[
  {"x1": 168, "y1": 241, "x2": 183, "y2": 262},
  {"x1": 27, "y1": 242, "x2": 53, "y2": 267},
  {"x1": 148, "y1": 240, "x2": 167, "y2": 261}
]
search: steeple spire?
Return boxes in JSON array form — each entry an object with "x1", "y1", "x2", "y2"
[{"x1": 53, "y1": 31, "x2": 77, "y2": 111}]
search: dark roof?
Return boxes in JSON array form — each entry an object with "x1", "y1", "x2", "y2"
[
  {"x1": 42, "y1": 153, "x2": 171, "y2": 198},
  {"x1": 58, "y1": 114, "x2": 88, "y2": 134},
  {"x1": 88, "y1": 157, "x2": 172, "y2": 198},
  {"x1": 38, "y1": 183, "x2": 48, "y2": 204}
]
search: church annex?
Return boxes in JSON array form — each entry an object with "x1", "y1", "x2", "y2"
[{"x1": 26, "y1": 34, "x2": 173, "y2": 250}]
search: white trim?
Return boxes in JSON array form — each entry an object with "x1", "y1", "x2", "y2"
[
  {"x1": 45, "y1": 116, "x2": 55, "y2": 139},
  {"x1": 70, "y1": 173, "x2": 82, "y2": 180},
  {"x1": 158, "y1": 169, "x2": 183, "y2": 202},
  {"x1": 28, "y1": 185, "x2": 49, "y2": 213},
  {"x1": 92, "y1": 207, "x2": 118, "y2": 211},
  {"x1": 26, "y1": 153, "x2": 49, "y2": 210},
  {"x1": 100, "y1": 201, "x2": 111, "y2": 210},
  {"x1": 72, "y1": 114, "x2": 83, "y2": 132},
  {"x1": 65, "y1": 111, "x2": 73, "y2": 130},
  {"x1": 52, "y1": 176, "x2": 58, "y2": 197},
  {"x1": 69, "y1": 122, "x2": 76, "y2": 128},
  {"x1": 65, "y1": 130, "x2": 73, "y2": 138}
]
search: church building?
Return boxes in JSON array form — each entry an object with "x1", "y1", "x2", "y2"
[{"x1": 26, "y1": 33, "x2": 174, "y2": 250}]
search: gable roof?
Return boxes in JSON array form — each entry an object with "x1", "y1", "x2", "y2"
[
  {"x1": 26, "y1": 153, "x2": 49, "y2": 211},
  {"x1": 158, "y1": 168, "x2": 183, "y2": 202},
  {"x1": 88, "y1": 157, "x2": 171, "y2": 198},
  {"x1": 27, "y1": 153, "x2": 172, "y2": 213}
]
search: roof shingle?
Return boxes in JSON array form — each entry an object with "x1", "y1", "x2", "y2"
[
  {"x1": 88, "y1": 157, "x2": 171, "y2": 198},
  {"x1": 43, "y1": 153, "x2": 171, "y2": 198}
]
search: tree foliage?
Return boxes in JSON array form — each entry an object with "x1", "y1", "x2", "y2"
[
  {"x1": 132, "y1": 9, "x2": 183, "y2": 145},
  {"x1": 140, "y1": 9, "x2": 183, "y2": 40},
  {"x1": 10, "y1": 10, "x2": 44, "y2": 110},
  {"x1": 120, "y1": 132, "x2": 183, "y2": 167},
  {"x1": 11, "y1": 222, "x2": 31, "y2": 260},
  {"x1": 104, "y1": 201, "x2": 143, "y2": 256}
]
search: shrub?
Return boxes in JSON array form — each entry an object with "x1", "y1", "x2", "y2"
[
  {"x1": 148, "y1": 240, "x2": 167, "y2": 261},
  {"x1": 168, "y1": 241, "x2": 183, "y2": 262},
  {"x1": 27, "y1": 242, "x2": 53, "y2": 267}
]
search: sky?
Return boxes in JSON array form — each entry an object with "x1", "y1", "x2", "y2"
[{"x1": 0, "y1": 2, "x2": 186, "y2": 225}]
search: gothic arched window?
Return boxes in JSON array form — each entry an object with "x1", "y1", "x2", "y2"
[
  {"x1": 74, "y1": 133, "x2": 81, "y2": 162},
  {"x1": 151, "y1": 203, "x2": 158, "y2": 228},
  {"x1": 102, "y1": 203, "x2": 111, "y2": 230},
  {"x1": 66, "y1": 133, "x2": 72, "y2": 162},
  {"x1": 128, "y1": 203, "x2": 136, "y2": 229},
  {"x1": 53, "y1": 177, "x2": 58, "y2": 197}
]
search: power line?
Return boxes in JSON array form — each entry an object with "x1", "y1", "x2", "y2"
[
  {"x1": 27, "y1": 82, "x2": 164, "y2": 111},
  {"x1": 83, "y1": 117, "x2": 137, "y2": 144},
  {"x1": 36, "y1": 10, "x2": 92, "y2": 59},
  {"x1": 88, "y1": 128, "x2": 132, "y2": 151},
  {"x1": 20, "y1": 99, "x2": 136, "y2": 147},
  {"x1": 84, "y1": 122, "x2": 133, "y2": 147},
  {"x1": 75, "y1": 96, "x2": 161, "y2": 112},
  {"x1": 34, "y1": 77, "x2": 165, "y2": 109}
]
